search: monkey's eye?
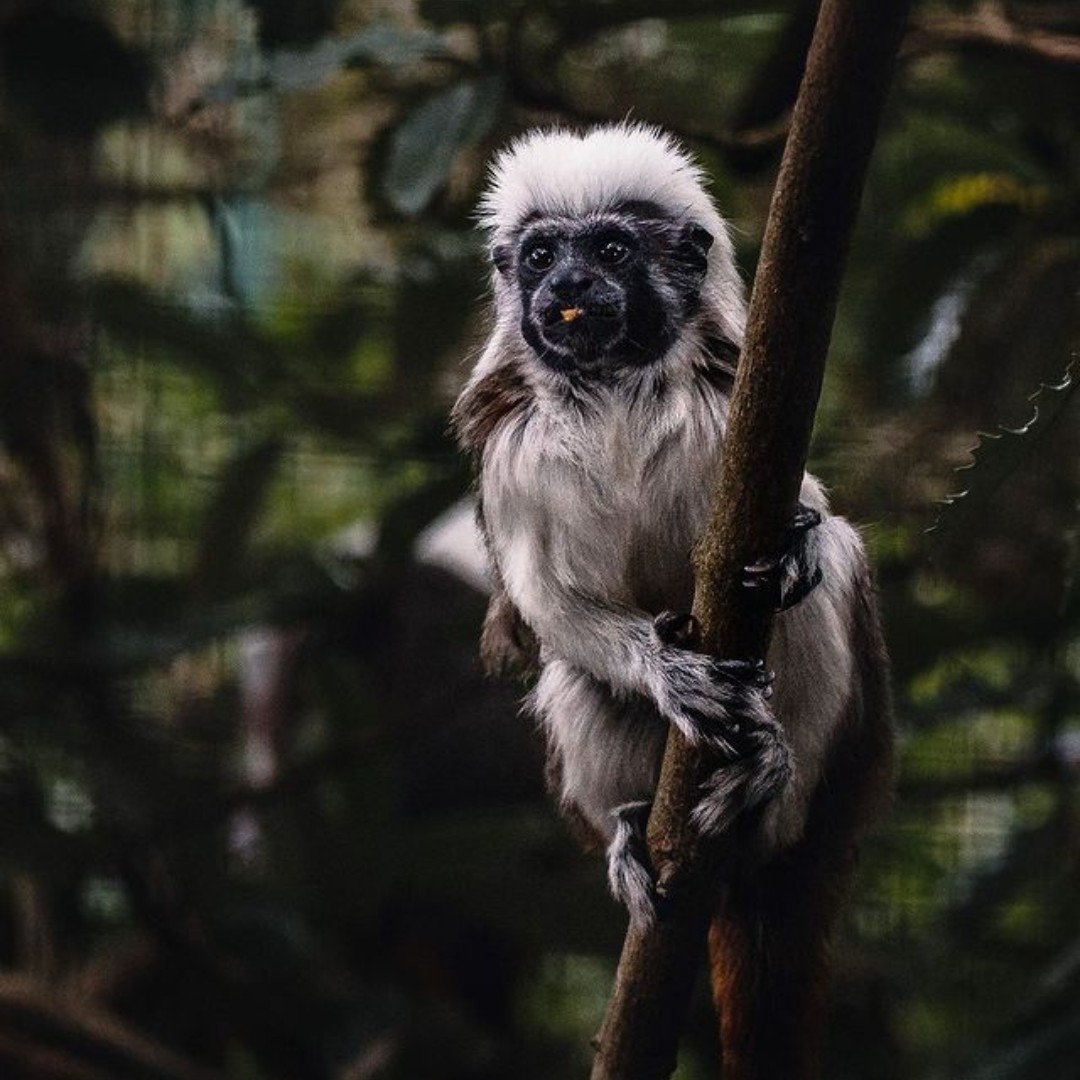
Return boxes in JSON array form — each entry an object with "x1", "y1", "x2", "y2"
[
  {"x1": 523, "y1": 244, "x2": 556, "y2": 272},
  {"x1": 597, "y1": 239, "x2": 631, "y2": 266}
]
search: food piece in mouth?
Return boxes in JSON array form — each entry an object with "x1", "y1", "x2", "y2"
[{"x1": 560, "y1": 307, "x2": 584, "y2": 323}]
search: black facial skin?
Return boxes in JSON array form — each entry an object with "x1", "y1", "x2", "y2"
[{"x1": 494, "y1": 208, "x2": 714, "y2": 376}]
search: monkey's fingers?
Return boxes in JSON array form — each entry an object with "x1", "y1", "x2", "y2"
[
  {"x1": 788, "y1": 503, "x2": 822, "y2": 537},
  {"x1": 653, "y1": 610, "x2": 701, "y2": 649},
  {"x1": 708, "y1": 656, "x2": 775, "y2": 698}
]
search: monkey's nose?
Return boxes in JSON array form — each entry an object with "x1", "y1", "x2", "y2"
[{"x1": 550, "y1": 268, "x2": 595, "y2": 303}]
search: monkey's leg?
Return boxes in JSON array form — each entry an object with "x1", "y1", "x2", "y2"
[
  {"x1": 742, "y1": 503, "x2": 823, "y2": 612},
  {"x1": 531, "y1": 660, "x2": 671, "y2": 925}
]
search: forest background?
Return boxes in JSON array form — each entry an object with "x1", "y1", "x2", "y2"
[{"x1": 0, "y1": 1, "x2": 1077, "y2": 1078}]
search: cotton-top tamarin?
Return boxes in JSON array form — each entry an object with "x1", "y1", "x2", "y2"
[{"x1": 452, "y1": 123, "x2": 892, "y2": 1080}]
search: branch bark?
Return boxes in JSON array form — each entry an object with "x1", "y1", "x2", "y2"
[{"x1": 589, "y1": 1, "x2": 913, "y2": 1078}]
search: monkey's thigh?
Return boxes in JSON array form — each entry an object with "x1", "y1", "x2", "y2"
[{"x1": 532, "y1": 658, "x2": 667, "y2": 843}]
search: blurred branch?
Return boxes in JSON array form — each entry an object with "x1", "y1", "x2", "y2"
[
  {"x1": 0, "y1": 976, "x2": 226, "y2": 1080},
  {"x1": 899, "y1": 751, "x2": 1070, "y2": 799},
  {"x1": 906, "y1": 1, "x2": 1080, "y2": 67},
  {"x1": 1009, "y1": 3, "x2": 1080, "y2": 30},
  {"x1": 11, "y1": 875, "x2": 59, "y2": 979},
  {"x1": 424, "y1": 0, "x2": 801, "y2": 29},
  {"x1": 726, "y1": 0, "x2": 822, "y2": 170}
]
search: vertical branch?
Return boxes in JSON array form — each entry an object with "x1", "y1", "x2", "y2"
[{"x1": 589, "y1": 1, "x2": 914, "y2": 1078}]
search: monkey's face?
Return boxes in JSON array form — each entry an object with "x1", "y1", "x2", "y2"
[{"x1": 495, "y1": 212, "x2": 713, "y2": 375}]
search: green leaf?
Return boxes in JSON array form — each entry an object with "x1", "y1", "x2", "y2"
[
  {"x1": 202, "y1": 24, "x2": 452, "y2": 102},
  {"x1": 382, "y1": 77, "x2": 502, "y2": 216}
]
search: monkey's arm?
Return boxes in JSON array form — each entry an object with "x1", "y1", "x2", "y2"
[{"x1": 486, "y1": 517, "x2": 773, "y2": 751}]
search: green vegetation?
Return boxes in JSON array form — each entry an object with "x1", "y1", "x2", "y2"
[{"x1": 0, "y1": 2, "x2": 1076, "y2": 1078}]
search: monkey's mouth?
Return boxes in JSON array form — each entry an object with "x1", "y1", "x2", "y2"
[
  {"x1": 526, "y1": 299, "x2": 625, "y2": 369},
  {"x1": 541, "y1": 302, "x2": 621, "y2": 328}
]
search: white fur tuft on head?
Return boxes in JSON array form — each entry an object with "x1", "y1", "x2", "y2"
[{"x1": 478, "y1": 122, "x2": 727, "y2": 242}]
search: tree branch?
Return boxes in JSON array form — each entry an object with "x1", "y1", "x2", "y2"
[
  {"x1": 588, "y1": 1, "x2": 913, "y2": 1077},
  {"x1": 0, "y1": 975, "x2": 226, "y2": 1080},
  {"x1": 906, "y1": 2, "x2": 1080, "y2": 68}
]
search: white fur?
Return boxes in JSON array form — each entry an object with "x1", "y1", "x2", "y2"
[
  {"x1": 479, "y1": 122, "x2": 722, "y2": 240},
  {"x1": 480, "y1": 354, "x2": 860, "y2": 853}
]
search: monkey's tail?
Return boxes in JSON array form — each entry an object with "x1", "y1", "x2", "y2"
[{"x1": 707, "y1": 834, "x2": 850, "y2": 1080}]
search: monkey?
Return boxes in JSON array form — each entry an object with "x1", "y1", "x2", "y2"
[{"x1": 451, "y1": 123, "x2": 892, "y2": 1080}]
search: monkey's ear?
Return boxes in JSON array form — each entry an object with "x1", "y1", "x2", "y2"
[
  {"x1": 491, "y1": 244, "x2": 513, "y2": 277},
  {"x1": 676, "y1": 224, "x2": 714, "y2": 279}
]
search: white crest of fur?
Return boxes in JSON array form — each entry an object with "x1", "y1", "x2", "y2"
[{"x1": 479, "y1": 122, "x2": 718, "y2": 233}]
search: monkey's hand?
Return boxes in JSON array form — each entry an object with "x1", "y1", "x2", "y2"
[
  {"x1": 743, "y1": 502, "x2": 824, "y2": 612},
  {"x1": 655, "y1": 647, "x2": 776, "y2": 755},
  {"x1": 653, "y1": 611, "x2": 792, "y2": 841},
  {"x1": 651, "y1": 612, "x2": 775, "y2": 755}
]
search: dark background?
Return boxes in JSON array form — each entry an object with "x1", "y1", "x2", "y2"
[{"x1": 0, "y1": 1, "x2": 1077, "y2": 1078}]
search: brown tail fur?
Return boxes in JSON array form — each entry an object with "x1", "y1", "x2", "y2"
[{"x1": 708, "y1": 824, "x2": 854, "y2": 1079}]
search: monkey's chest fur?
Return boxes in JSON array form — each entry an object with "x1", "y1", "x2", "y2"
[
  {"x1": 480, "y1": 369, "x2": 731, "y2": 835},
  {"x1": 485, "y1": 375, "x2": 724, "y2": 622}
]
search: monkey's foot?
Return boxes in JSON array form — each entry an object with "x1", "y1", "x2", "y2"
[
  {"x1": 691, "y1": 714, "x2": 791, "y2": 837},
  {"x1": 742, "y1": 503, "x2": 824, "y2": 612},
  {"x1": 607, "y1": 801, "x2": 659, "y2": 927},
  {"x1": 653, "y1": 610, "x2": 701, "y2": 650}
]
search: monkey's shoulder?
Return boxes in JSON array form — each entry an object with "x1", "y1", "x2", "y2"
[{"x1": 451, "y1": 361, "x2": 534, "y2": 456}]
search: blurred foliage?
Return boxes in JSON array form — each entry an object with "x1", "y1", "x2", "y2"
[{"x1": 0, "y1": 1, "x2": 1076, "y2": 1078}]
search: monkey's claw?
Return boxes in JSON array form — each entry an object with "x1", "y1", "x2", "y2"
[
  {"x1": 742, "y1": 503, "x2": 824, "y2": 612},
  {"x1": 789, "y1": 504, "x2": 823, "y2": 535}
]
